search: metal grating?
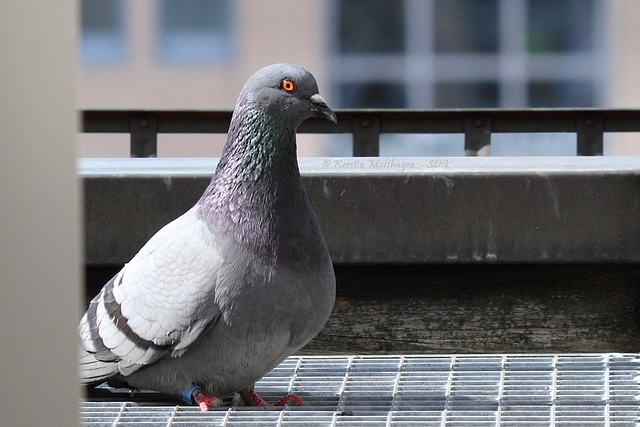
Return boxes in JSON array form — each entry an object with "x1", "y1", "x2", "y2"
[{"x1": 81, "y1": 354, "x2": 640, "y2": 426}]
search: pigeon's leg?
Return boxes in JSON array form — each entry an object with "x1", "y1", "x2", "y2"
[
  {"x1": 239, "y1": 388, "x2": 303, "y2": 407},
  {"x1": 181, "y1": 385, "x2": 222, "y2": 412}
]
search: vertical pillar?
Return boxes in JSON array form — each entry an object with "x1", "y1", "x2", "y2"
[{"x1": 0, "y1": 1, "x2": 80, "y2": 425}]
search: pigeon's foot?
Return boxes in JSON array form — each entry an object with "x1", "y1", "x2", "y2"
[
  {"x1": 181, "y1": 385, "x2": 222, "y2": 412},
  {"x1": 240, "y1": 388, "x2": 303, "y2": 407}
]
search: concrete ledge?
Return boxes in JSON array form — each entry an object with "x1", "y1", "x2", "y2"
[
  {"x1": 81, "y1": 158, "x2": 640, "y2": 353},
  {"x1": 80, "y1": 157, "x2": 640, "y2": 265}
]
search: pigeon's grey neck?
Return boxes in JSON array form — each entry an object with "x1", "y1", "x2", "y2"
[{"x1": 197, "y1": 103, "x2": 306, "y2": 262}]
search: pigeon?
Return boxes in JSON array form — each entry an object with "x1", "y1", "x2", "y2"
[{"x1": 79, "y1": 63, "x2": 337, "y2": 411}]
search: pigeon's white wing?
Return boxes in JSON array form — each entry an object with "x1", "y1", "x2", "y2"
[{"x1": 79, "y1": 208, "x2": 221, "y2": 378}]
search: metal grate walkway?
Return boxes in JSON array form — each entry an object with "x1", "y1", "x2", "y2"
[{"x1": 81, "y1": 354, "x2": 640, "y2": 426}]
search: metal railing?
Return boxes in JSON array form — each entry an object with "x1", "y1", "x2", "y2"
[{"x1": 82, "y1": 109, "x2": 640, "y2": 157}]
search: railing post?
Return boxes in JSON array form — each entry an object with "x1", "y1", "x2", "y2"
[
  {"x1": 577, "y1": 116, "x2": 603, "y2": 156},
  {"x1": 464, "y1": 115, "x2": 491, "y2": 156},
  {"x1": 130, "y1": 115, "x2": 158, "y2": 157},
  {"x1": 352, "y1": 116, "x2": 380, "y2": 156}
]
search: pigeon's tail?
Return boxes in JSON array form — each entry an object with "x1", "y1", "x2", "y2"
[{"x1": 79, "y1": 347, "x2": 118, "y2": 385}]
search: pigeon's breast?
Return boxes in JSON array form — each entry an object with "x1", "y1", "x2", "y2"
[{"x1": 163, "y1": 224, "x2": 335, "y2": 394}]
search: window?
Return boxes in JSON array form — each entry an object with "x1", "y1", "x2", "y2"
[
  {"x1": 81, "y1": 0, "x2": 125, "y2": 64},
  {"x1": 338, "y1": 0, "x2": 405, "y2": 54},
  {"x1": 158, "y1": 0, "x2": 233, "y2": 63},
  {"x1": 340, "y1": 83, "x2": 406, "y2": 109},
  {"x1": 434, "y1": 0, "x2": 498, "y2": 53},
  {"x1": 330, "y1": 0, "x2": 606, "y2": 155},
  {"x1": 528, "y1": 0, "x2": 595, "y2": 53},
  {"x1": 528, "y1": 81, "x2": 595, "y2": 108},
  {"x1": 435, "y1": 82, "x2": 499, "y2": 109}
]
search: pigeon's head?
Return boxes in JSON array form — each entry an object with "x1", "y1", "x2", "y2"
[{"x1": 240, "y1": 63, "x2": 337, "y2": 128}]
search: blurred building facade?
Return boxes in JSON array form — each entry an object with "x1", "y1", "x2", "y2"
[{"x1": 78, "y1": 0, "x2": 640, "y2": 157}]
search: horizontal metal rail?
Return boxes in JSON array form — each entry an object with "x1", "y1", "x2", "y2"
[{"x1": 82, "y1": 109, "x2": 640, "y2": 157}]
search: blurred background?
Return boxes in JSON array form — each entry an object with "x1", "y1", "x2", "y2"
[{"x1": 77, "y1": 0, "x2": 640, "y2": 157}]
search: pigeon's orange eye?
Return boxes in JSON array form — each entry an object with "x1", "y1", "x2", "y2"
[{"x1": 281, "y1": 79, "x2": 295, "y2": 92}]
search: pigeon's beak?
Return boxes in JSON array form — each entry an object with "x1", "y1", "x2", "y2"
[{"x1": 309, "y1": 94, "x2": 337, "y2": 124}]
